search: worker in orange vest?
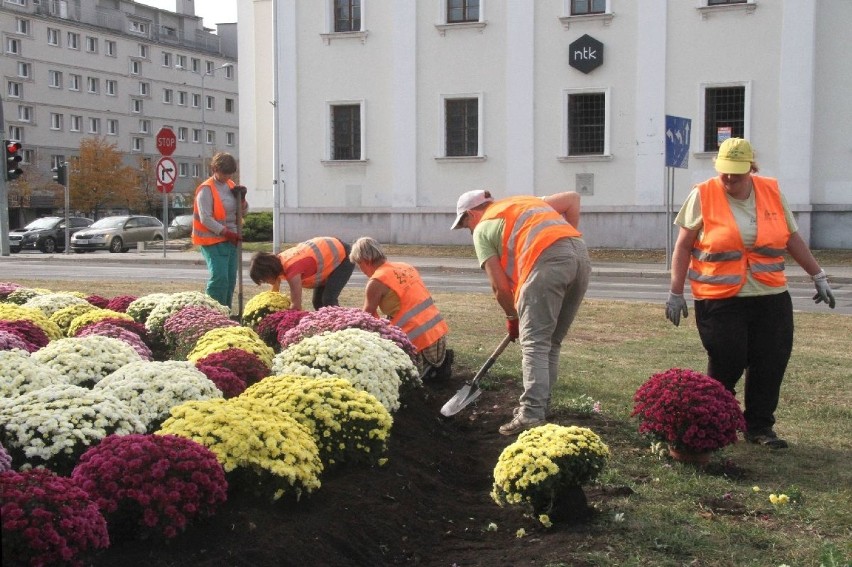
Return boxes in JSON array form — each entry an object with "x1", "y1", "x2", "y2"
[
  {"x1": 349, "y1": 236, "x2": 453, "y2": 381},
  {"x1": 666, "y1": 137, "x2": 835, "y2": 449},
  {"x1": 451, "y1": 189, "x2": 590, "y2": 435}
]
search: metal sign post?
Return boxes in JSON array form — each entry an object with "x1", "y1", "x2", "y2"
[
  {"x1": 664, "y1": 115, "x2": 692, "y2": 270},
  {"x1": 64, "y1": 163, "x2": 70, "y2": 255},
  {"x1": 155, "y1": 128, "x2": 177, "y2": 258}
]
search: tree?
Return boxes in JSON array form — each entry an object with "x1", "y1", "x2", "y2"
[
  {"x1": 135, "y1": 155, "x2": 161, "y2": 216},
  {"x1": 69, "y1": 137, "x2": 142, "y2": 218}
]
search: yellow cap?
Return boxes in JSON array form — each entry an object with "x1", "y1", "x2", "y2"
[{"x1": 714, "y1": 138, "x2": 754, "y2": 175}]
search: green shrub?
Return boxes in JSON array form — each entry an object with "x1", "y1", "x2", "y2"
[{"x1": 242, "y1": 211, "x2": 273, "y2": 242}]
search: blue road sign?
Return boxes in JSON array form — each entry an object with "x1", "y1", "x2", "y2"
[{"x1": 665, "y1": 115, "x2": 691, "y2": 169}]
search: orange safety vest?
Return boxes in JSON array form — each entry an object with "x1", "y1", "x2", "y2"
[
  {"x1": 278, "y1": 237, "x2": 346, "y2": 288},
  {"x1": 688, "y1": 176, "x2": 789, "y2": 299},
  {"x1": 372, "y1": 261, "x2": 449, "y2": 352},
  {"x1": 192, "y1": 176, "x2": 236, "y2": 246},
  {"x1": 481, "y1": 196, "x2": 583, "y2": 305}
]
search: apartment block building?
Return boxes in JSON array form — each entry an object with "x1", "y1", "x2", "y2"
[
  {"x1": 1, "y1": 0, "x2": 238, "y2": 225},
  {"x1": 239, "y1": 0, "x2": 851, "y2": 249}
]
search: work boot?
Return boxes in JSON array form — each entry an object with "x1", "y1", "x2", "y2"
[
  {"x1": 745, "y1": 428, "x2": 788, "y2": 449},
  {"x1": 434, "y1": 349, "x2": 454, "y2": 380}
]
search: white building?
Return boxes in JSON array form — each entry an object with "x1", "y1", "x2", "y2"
[
  {"x1": 1, "y1": 0, "x2": 238, "y2": 221},
  {"x1": 239, "y1": 0, "x2": 851, "y2": 249}
]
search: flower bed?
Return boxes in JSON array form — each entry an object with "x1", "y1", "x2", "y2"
[
  {"x1": 163, "y1": 305, "x2": 239, "y2": 360},
  {"x1": 144, "y1": 291, "x2": 230, "y2": 344},
  {"x1": 32, "y1": 335, "x2": 142, "y2": 387},
  {"x1": 0, "y1": 303, "x2": 63, "y2": 341}
]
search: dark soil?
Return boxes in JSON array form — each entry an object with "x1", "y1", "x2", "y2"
[{"x1": 88, "y1": 373, "x2": 626, "y2": 567}]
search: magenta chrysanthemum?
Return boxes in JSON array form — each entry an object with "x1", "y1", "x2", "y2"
[
  {"x1": 163, "y1": 305, "x2": 238, "y2": 360},
  {"x1": 86, "y1": 294, "x2": 111, "y2": 308},
  {"x1": 257, "y1": 309, "x2": 308, "y2": 349},
  {"x1": 106, "y1": 295, "x2": 138, "y2": 313},
  {"x1": 0, "y1": 320, "x2": 49, "y2": 351},
  {"x1": 196, "y1": 348, "x2": 269, "y2": 386},
  {"x1": 195, "y1": 363, "x2": 247, "y2": 398},
  {"x1": 78, "y1": 322, "x2": 154, "y2": 361}
]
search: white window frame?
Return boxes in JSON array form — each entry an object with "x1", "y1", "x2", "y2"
[
  {"x1": 47, "y1": 28, "x2": 60, "y2": 46},
  {"x1": 205, "y1": 95, "x2": 215, "y2": 111},
  {"x1": 226, "y1": 132, "x2": 235, "y2": 146},
  {"x1": 105, "y1": 79, "x2": 117, "y2": 96},
  {"x1": 107, "y1": 119, "x2": 118, "y2": 136},
  {"x1": 139, "y1": 81, "x2": 150, "y2": 96},
  {"x1": 191, "y1": 163, "x2": 201, "y2": 178},
  {"x1": 139, "y1": 119, "x2": 150, "y2": 134},
  {"x1": 130, "y1": 60, "x2": 141, "y2": 75},
  {"x1": 131, "y1": 98, "x2": 143, "y2": 114},
  {"x1": 191, "y1": 94, "x2": 201, "y2": 108},
  {"x1": 192, "y1": 129, "x2": 201, "y2": 143},
  {"x1": 48, "y1": 70, "x2": 62, "y2": 89},
  {"x1": 175, "y1": 54, "x2": 186, "y2": 69},
  {"x1": 105, "y1": 40, "x2": 116, "y2": 57},
  {"x1": 177, "y1": 127, "x2": 188, "y2": 141},
  {"x1": 559, "y1": 87, "x2": 612, "y2": 160},
  {"x1": 179, "y1": 162, "x2": 188, "y2": 177},
  {"x1": 16, "y1": 62, "x2": 31, "y2": 79},
  {"x1": 88, "y1": 117, "x2": 100, "y2": 134},
  {"x1": 129, "y1": 21, "x2": 147, "y2": 35},
  {"x1": 7, "y1": 81, "x2": 22, "y2": 98},
  {"x1": 436, "y1": 93, "x2": 485, "y2": 161},
  {"x1": 87, "y1": 77, "x2": 99, "y2": 94},
  {"x1": 67, "y1": 32, "x2": 79, "y2": 50},
  {"x1": 698, "y1": 0, "x2": 757, "y2": 19},
  {"x1": 696, "y1": 80, "x2": 752, "y2": 155},
  {"x1": 321, "y1": 0, "x2": 369, "y2": 44},
  {"x1": 138, "y1": 44, "x2": 148, "y2": 58},
  {"x1": 191, "y1": 57, "x2": 201, "y2": 73},
  {"x1": 177, "y1": 91, "x2": 188, "y2": 106},
  {"x1": 558, "y1": 0, "x2": 614, "y2": 29},
  {"x1": 324, "y1": 99, "x2": 367, "y2": 162},
  {"x1": 17, "y1": 105, "x2": 32, "y2": 122},
  {"x1": 163, "y1": 88, "x2": 173, "y2": 104},
  {"x1": 86, "y1": 36, "x2": 98, "y2": 53},
  {"x1": 50, "y1": 113, "x2": 63, "y2": 131},
  {"x1": 70, "y1": 115, "x2": 82, "y2": 132},
  {"x1": 205, "y1": 130, "x2": 215, "y2": 145},
  {"x1": 162, "y1": 52, "x2": 172, "y2": 67},
  {"x1": 436, "y1": 0, "x2": 487, "y2": 35},
  {"x1": 225, "y1": 98, "x2": 235, "y2": 113},
  {"x1": 6, "y1": 37, "x2": 21, "y2": 55},
  {"x1": 9, "y1": 126, "x2": 23, "y2": 141},
  {"x1": 68, "y1": 74, "x2": 81, "y2": 91},
  {"x1": 132, "y1": 137, "x2": 144, "y2": 152},
  {"x1": 51, "y1": 155, "x2": 66, "y2": 170},
  {"x1": 15, "y1": 18, "x2": 31, "y2": 35}
]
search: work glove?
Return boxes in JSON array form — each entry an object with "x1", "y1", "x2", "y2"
[
  {"x1": 221, "y1": 228, "x2": 241, "y2": 244},
  {"x1": 665, "y1": 292, "x2": 688, "y2": 327},
  {"x1": 812, "y1": 271, "x2": 836, "y2": 309},
  {"x1": 506, "y1": 317, "x2": 519, "y2": 341},
  {"x1": 231, "y1": 185, "x2": 247, "y2": 200}
]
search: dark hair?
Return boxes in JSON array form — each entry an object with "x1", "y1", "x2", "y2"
[
  {"x1": 249, "y1": 251, "x2": 283, "y2": 285},
  {"x1": 210, "y1": 152, "x2": 237, "y2": 175}
]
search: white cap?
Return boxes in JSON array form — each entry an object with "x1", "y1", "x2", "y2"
[{"x1": 450, "y1": 190, "x2": 493, "y2": 230}]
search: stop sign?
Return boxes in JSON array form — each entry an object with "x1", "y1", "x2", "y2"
[{"x1": 156, "y1": 127, "x2": 177, "y2": 156}]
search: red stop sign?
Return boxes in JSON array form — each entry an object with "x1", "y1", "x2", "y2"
[{"x1": 156, "y1": 127, "x2": 177, "y2": 156}]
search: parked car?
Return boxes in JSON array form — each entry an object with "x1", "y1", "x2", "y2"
[
  {"x1": 70, "y1": 215, "x2": 164, "y2": 253},
  {"x1": 167, "y1": 214, "x2": 193, "y2": 239},
  {"x1": 8, "y1": 216, "x2": 94, "y2": 253}
]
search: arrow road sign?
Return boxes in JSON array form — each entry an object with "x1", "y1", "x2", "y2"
[{"x1": 156, "y1": 156, "x2": 177, "y2": 193}]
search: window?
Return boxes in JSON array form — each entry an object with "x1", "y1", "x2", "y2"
[
  {"x1": 206, "y1": 60, "x2": 214, "y2": 74},
  {"x1": 334, "y1": 0, "x2": 361, "y2": 32},
  {"x1": 9, "y1": 126, "x2": 23, "y2": 142},
  {"x1": 192, "y1": 94, "x2": 201, "y2": 108},
  {"x1": 6, "y1": 38, "x2": 21, "y2": 55},
  {"x1": 566, "y1": 91, "x2": 607, "y2": 156},
  {"x1": 105, "y1": 80, "x2": 117, "y2": 96},
  {"x1": 226, "y1": 132, "x2": 235, "y2": 146},
  {"x1": 52, "y1": 155, "x2": 66, "y2": 170},
  {"x1": 139, "y1": 82, "x2": 150, "y2": 96},
  {"x1": 105, "y1": 40, "x2": 116, "y2": 56},
  {"x1": 16, "y1": 18, "x2": 31, "y2": 35},
  {"x1": 162, "y1": 52, "x2": 172, "y2": 67},
  {"x1": 16, "y1": 62, "x2": 31, "y2": 79},
  {"x1": 8, "y1": 81, "x2": 22, "y2": 98},
  {"x1": 225, "y1": 65, "x2": 234, "y2": 79},
  {"x1": 88, "y1": 118, "x2": 100, "y2": 134},
  {"x1": 138, "y1": 44, "x2": 148, "y2": 58},
  {"x1": 107, "y1": 119, "x2": 118, "y2": 135},
  {"x1": 179, "y1": 162, "x2": 188, "y2": 177},
  {"x1": 86, "y1": 36, "x2": 98, "y2": 53},
  {"x1": 225, "y1": 98, "x2": 235, "y2": 113},
  {"x1": 175, "y1": 54, "x2": 186, "y2": 69},
  {"x1": 447, "y1": 0, "x2": 479, "y2": 23},
  {"x1": 129, "y1": 21, "x2": 147, "y2": 35},
  {"x1": 67, "y1": 32, "x2": 79, "y2": 50},
  {"x1": 330, "y1": 103, "x2": 362, "y2": 160},
  {"x1": 177, "y1": 127, "x2": 188, "y2": 141},
  {"x1": 68, "y1": 74, "x2": 81, "y2": 91},
  {"x1": 132, "y1": 98, "x2": 143, "y2": 113},
  {"x1": 132, "y1": 137, "x2": 144, "y2": 152},
  {"x1": 191, "y1": 57, "x2": 201, "y2": 73},
  {"x1": 87, "y1": 77, "x2": 99, "y2": 94},
  {"x1": 47, "y1": 28, "x2": 60, "y2": 46},
  {"x1": 130, "y1": 60, "x2": 141, "y2": 75},
  {"x1": 702, "y1": 85, "x2": 747, "y2": 152},
  {"x1": 206, "y1": 130, "x2": 215, "y2": 145},
  {"x1": 161, "y1": 26, "x2": 176, "y2": 37},
  {"x1": 50, "y1": 113, "x2": 63, "y2": 131},
  {"x1": 707, "y1": 0, "x2": 747, "y2": 4},
  {"x1": 444, "y1": 97, "x2": 479, "y2": 157},
  {"x1": 17, "y1": 105, "x2": 32, "y2": 122},
  {"x1": 163, "y1": 89, "x2": 173, "y2": 104},
  {"x1": 7, "y1": 0, "x2": 25, "y2": 6},
  {"x1": 192, "y1": 164, "x2": 201, "y2": 178},
  {"x1": 21, "y1": 150, "x2": 33, "y2": 164},
  {"x1": 206, "y1": 96, "x2": 215, "y2": 111},
  {"x1": 70, "y1": 115, "x2": 82, "y2": 132},
  {"x1": 570, "y1": 0, "x2": 606, "y2": 15},
  {"x1": 192, "y1": 129, "x2": 201, "y2": 143},
  {"x1": 178, "y1": 91, "x2": 188, "y2": 106},
  {"x1": 49, "y1": 70, "x2": 63, "y2": 88},
  {"x1": 139, "y1": 119, "x2": 150, "y2": 134}
]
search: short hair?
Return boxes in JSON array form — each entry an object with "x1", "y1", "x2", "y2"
[
  {"x1": 349, "y1": 237, "x2": 387, "y2": 265},
  {"x1": 210, "y1": 152, "x2": 237, "y2": 175},
  {"x1": 249, "y1": 251, "x2": 283, "y2": 285}
]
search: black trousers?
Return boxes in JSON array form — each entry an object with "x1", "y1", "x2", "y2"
[
  {"x1": 312, "y1": 241, "x2": 355, "y2": 310},
  {"x1": 694, "y1": 291, "x2": 794, "y2": 432}
]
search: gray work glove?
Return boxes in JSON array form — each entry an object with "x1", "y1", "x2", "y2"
[
  {"x1": 665, "y1": 292, "x2": 688, "y2": 326},
  {"x1": 812, "y1": 271, "x2": 836, "y2": 309}
]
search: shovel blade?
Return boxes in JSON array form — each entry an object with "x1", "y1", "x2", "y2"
[{"x1": 440, "y1": 384, "x2": 482, "y2": 417}]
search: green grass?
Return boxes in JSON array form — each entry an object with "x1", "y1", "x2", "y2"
[{"x1": 9, "y1": 279, "x2": 852, "y2": 566}]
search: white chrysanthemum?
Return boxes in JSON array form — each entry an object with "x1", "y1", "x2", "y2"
[
  {"x1": 144, "y1": 291, "x2": 230, "y2": 339},
  {"x1": 31, "y1": 335, "x2": 142, "y2": 386},
  {"x1": 0, "y1": 349, "x2": 67, "y2": 399},
  {"x1": 95, "y1": 360, "x2": 223, "y2": 431},
  {"x1": 23, "y1": 292, "x2": 90, "y2": 318},
  {"x1": 125, "y1": 293, "x2": 171, "y2": 323},
  {"x1": 271, "y1": 328, "x2": 418, "y2": 412}
]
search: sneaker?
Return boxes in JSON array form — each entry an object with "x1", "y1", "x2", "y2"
[
  {"x1": 513, "y1": 405, "x2": 552, "y2": 419},
  {"x1": 745, "y1": 429, "x2": 789, "y2": 449},
  {"x1": 499, "y1": 413, "x2": 545, "y2": 436}
]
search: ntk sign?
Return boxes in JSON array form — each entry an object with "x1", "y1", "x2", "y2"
[{"x1": 569, "y1": 34, "x2": 604, "y2": 74}]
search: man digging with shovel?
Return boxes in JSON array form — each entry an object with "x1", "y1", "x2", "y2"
[{"x1": 449, "y1": 189, "x2": 591, "y2": 435}]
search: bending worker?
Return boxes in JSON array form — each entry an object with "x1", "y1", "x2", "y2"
[
  {"x1": 349, "y1": 236, "x2": 453, "y2": 380},
  {"x1": 451, "y1": 189, "x2": 591, "y2": 436},
  {"x1": 249, "y1": 237, "x2": 355, "y2": 311}
]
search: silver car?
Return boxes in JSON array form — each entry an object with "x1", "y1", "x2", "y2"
[{"x1": 70, "y1": 215, "x2": 164, "y2": 253}]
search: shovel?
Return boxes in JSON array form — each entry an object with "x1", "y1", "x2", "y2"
[
  {"x1": 440, "y1": 334, "x2": 513, "y2": 417},
  {"x1": 233, "y1": 186, "x2": 246, "y2": 319}
]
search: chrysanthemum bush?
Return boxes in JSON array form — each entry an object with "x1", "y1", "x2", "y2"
[
  {"x1": 0, "y1": 442, "x2": 12, "y2": 472},
  {"x1": 144, "y1": 291, "x2": 230, "y2": 344},
  {"x1": 631, "y1": 367, "x2": 746, "y2": 453},
  {"x1": 85, "y1": 294, "x2": 110, "y2": 309},
  {"x1": 105, "y1": 294, "x2": 137, "y2": 313},
  {"x1": 195, "y1": 363, "x2": 247, "y2": 398},
  {"x1": 0, "y1": 303, "x2": 63, "y2": 341},
  {"x1": 94, "y1": 360, "x2": 223, "y2": 432},
  {"x1": 158, "y1": 397, "x2": 322, "y2": 501},
  {"x1": 73, "y1": 316, "x2": 148, "y2": 343},
  {"x1": 243, "y1": 375, "x2": 393, "y2": 467},
  {"x1": 242, "y1": 290, "x2": 292, "y2": 328},
  {"x1": 163, "y1": 305, "x2": 239, "y2": 360},
  {"x1": 78, "y1": 322, "x2": 152, "y2": 360},
  {"x1": 1, "y1": 467, "x2": 110, "y2": 567},
  {"x1": 195, "y1": 348, "x2": 270, "y2": 387},
  {"x1": 4, "y1": 287, "x2": 51, "y2": 305},
  {"x1": 0, "y1": 281, "x2": 23, "y2": 300},
  {"x1": 0, "y1": 384, "x2": 146, "y2": 475},
  {"x1": 32, "y1": 335, "x2": 142, "y2": 387},
  {"x1": 0, "y1": 330, "x2": 33, "y2": 352},
  {"x1": 278, "y1": 306, "x2": 418, "y2": 362},
  {"x1": 67, "y1": 308, "x2": 133, "y2": 338},
  {"x1": 491, "y1": 424, "x2": 610, "y2": 516},
  {"x1": 272, "y1": 328, "x2": 420, "y2": 412},
  {"x1": 50, "y1": 303, "x2": 97, "y2": 336},
  {"x1": 125, "y1": 293, "x2": 171, "y2": 324},
  {"x1": 71, "y1": 433, "x2": 228, "y2": 540},
  {"x1": 0, "y1": 349, "x2": 66, "y2": 399},
  {"x1": 23, "y1": 292, "x2": 91, "y2": 319},
  {"x1": 0, "y1": 319, "x2": 50, "y2": 351},
  {"x1": 256, "y1": 309, "x2": 308, "y2": 349},
  {"x1": 187, "y1": 326, "x2": 274, "y2": 369}
]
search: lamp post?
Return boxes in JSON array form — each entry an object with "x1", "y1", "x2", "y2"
[{"x1": 200, "y1": 62, "x2": 233, "y2": 164}]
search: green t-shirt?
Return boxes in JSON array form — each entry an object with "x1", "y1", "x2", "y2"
[
  {"x1": 472, "y1": 218, "x2": 506, "y2": 268},
  {"x1": 675, "y1": 186, "x2": 797, "y2": 297}
]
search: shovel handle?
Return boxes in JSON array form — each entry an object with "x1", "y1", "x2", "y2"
[{"x1": 468, "y1": 333, "x2": 513, "y2": 388}]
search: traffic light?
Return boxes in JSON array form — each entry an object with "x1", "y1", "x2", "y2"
[
  {"x1": 4, "y1": 140, "x2": 23, "y2": 181},
  {"x1": 52, "y1": 163, "x2": 67, "y2": 186}
]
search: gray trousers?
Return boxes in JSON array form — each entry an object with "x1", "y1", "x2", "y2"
[{"x1": 516, "y1": 238, "x2": 591, "y2": 420}]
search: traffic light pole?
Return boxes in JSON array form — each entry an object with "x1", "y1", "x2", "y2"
[{"x1": 0, "y1": 97, "x2": 10, "y2": 257}]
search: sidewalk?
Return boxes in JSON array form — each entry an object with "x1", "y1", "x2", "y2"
[{"x1": 4, "y1": 247, "x2": 851, "y2": 284}]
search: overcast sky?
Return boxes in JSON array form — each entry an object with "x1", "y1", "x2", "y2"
[{"x1": 135, "y1": 0, "x2": 237, "y2": 29}]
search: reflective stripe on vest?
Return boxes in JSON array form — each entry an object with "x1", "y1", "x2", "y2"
[
  {"x1": 689, "y1": 176, "x2": 789, "y2": 299},
  {"x1": 373, "y1": 262, "x2": 448, "y2": 352},
  {"x1": 481, "y1": 197, "x2": 582, "y2": 305},
  {"x1": 279, "y1": 237, "x2": 345, "y2": 288},
  {"x1": 192, "y1": 177, "x2": 235, "y2": 246}
]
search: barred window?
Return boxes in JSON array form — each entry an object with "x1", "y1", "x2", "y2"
[
  {"x1": 703, "y1": 86, "x2": 745, "y2": 151},
  {"x1": 447, "y1": 0, "x2": 480, "y2": 23},
  {"x1": 567, "y1": 92, "x2": 605, "y2": 156},
  {"x1": 445, "y1": 98, "x2": 478, "y2": 157},
  {"x1": 331, "y1": 104, "x2": 361, "y2": 160},
  {"x1": 335, "y1": 0, "x2": 361, "y2": 32}
]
